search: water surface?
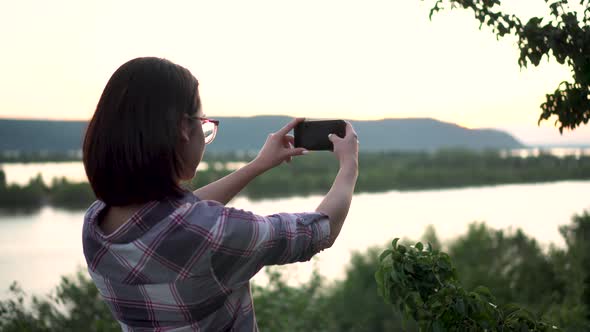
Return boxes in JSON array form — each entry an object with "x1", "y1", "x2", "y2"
[{"x1": 1, "y1": 180, "x2": 588, "y2": 299}]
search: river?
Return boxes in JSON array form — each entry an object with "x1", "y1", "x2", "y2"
[{"x1": 1, "y1": 180, "x2": 589, "y2": 300}]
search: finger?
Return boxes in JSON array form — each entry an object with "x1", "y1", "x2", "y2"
[
  {"x1": 286, "y1": 148, "x2": 308, "y2": 157},
  {"x1": 276, "y1": 117, "x2": 305, "y2": 136},
  {"x1": 284, "y1": 135, "x2": 295, "y2": 145}
]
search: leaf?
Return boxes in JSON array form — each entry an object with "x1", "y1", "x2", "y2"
[
  {"x1": 473, "y1": 286, "x2": 494, "y2": 302},
  {"x1": 379, "y1": 249, "x2": 392, "y2": 262},
  {"x1": 398, "y1": 245, "x2": 407, "y2": 254},
  {"x1": 431, "y1": 300, "x2": 443, "y2": 310},
  {"x1": 455, "y1": 299, "x2": 466, "y2": 315},
  {"x1": 503, "y1": 303, "x2": 522, "y2": 316},
  {"x1": 415, "y1": 242, "x2": 424, "y2": 251},
  {"x1": 392, "y1": 238, "x2": 400, "y2": 249},
  {"x1": 390, "y1": 269, "x2": 400, "y2": 283},
  {"x1": 437, "y1": 259, "x2": 450, "y2": 269},
  {"x1": 404, "y1": 262, "x2": 415, "y2": 274},
  {"x1": 432, "y1": 320, "x2": 444, "y2": 332},
  {"x1": 375, "y1": 268, "x2": 384, "y2": 288}
]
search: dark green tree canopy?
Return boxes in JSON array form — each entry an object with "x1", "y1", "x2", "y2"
[{"x1": 425, "y1": 0, "x2": 590, "y2": 132}]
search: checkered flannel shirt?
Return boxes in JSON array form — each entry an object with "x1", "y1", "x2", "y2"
[{"x1": 82, "y1": 191, "x2": 331, "y2": 331}]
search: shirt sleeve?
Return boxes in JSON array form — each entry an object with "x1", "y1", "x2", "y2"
[{"x1": 206, "y1": 203, "x2": 331, "y2": 288}]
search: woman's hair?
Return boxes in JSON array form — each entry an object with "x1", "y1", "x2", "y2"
[{"x1": 83, "y1": 57, "x2": 200, "y2": 206}]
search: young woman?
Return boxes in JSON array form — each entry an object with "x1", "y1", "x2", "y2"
[{"x1": 82, "y1": 57, "x2": 358, "y2": 331}]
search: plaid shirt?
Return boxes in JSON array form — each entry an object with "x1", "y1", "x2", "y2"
[{"x1": 82, "y1": 191, "x2": 331, "y2": 332}]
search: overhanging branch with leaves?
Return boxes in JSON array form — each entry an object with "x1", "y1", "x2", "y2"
[{"x1": 424, "y1": 0, "x2": 590, "y2": 132}]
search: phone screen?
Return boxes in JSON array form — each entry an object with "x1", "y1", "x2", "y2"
[{"x1": 294, "y1": 120, "x2": 346, "y2": 151}]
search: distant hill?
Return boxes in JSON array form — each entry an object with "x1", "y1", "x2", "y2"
[{"x1": 0, "y1": 116, "x2": 524, "y2": 153}]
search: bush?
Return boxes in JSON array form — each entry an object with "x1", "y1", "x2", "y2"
[
  {"x1": 0, "y1": 272, "x2": 119, "y2": 332},
  {"x1": 49, "y1": 178, "x2": 95, "y2": 209},
  {"x1": 375, "y1": 238, "x2": 561, "y2": 331},
  {"x1": 3, "y1": 212, "x2": 590, "y2": 331}
]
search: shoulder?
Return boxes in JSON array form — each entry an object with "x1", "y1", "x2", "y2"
[{"x1": 177, "y1": 193, "x2": 230, "y2": 230}]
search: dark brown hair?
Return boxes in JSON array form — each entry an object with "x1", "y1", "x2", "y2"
[{"x1": 83, "y1": 57, "x2": 200, "y2": 206}]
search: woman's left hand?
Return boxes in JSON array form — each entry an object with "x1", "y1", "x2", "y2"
[{"x1": 252, "y1": 118, "x2": 308, "y2": 172}]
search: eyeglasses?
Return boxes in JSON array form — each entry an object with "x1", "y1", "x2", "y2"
[{"x1": 188, "y1": 116, "x2": 219, "y2": 144}]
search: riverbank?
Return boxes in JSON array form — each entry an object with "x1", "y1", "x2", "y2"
[{"x1": 1, "y1": 150, "x2": 589, "y2": 210}]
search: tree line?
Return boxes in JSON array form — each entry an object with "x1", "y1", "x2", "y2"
[
  {"x1": 1, "y1": 212, "x2": 589, "y2": 331},
  {"x1": 1, "y1": 149, "x2": 590, "y2": 211}
]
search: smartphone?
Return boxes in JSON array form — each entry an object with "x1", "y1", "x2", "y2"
[{"x1": 294, "y1": 120, "x2": 346, "y2": 151}]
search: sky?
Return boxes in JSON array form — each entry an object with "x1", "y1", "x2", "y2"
[{"x1": 0, "y1": 0, "x2": 589, "y2": 145}]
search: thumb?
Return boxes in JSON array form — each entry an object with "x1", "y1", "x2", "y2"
[{"x1": 328, "y1": 133, "x2": 342, "y2": 143}]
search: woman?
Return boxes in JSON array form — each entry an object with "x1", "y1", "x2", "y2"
[{"x1": 82, "y1": 57, "x2": 358, "y2": 331}]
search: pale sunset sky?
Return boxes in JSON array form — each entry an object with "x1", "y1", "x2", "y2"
[{"x1": 0, "y1": 0, "x2": 589, "y2": 145}]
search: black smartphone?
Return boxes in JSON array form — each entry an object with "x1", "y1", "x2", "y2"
[{"x1": 294, "y1": 120, "x2": 346, "y2": 151}]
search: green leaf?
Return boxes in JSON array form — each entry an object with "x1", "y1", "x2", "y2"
[
  {"x1": 473, "y1": 286, "x2": 494, "y2": 302},
  {"x1": 392, "y1": 238, "x2": 400, "y2": 249},
  {"x1": 391, "y1": 269, "x2": 400, "y2": 283},
  {"x1": 455, "y1": 299, "x2": 466, "y2": 315},
  {"x1": 415, "y1": 242, "x2": 424, "y2": 251},
  {"x1": 432, "y1": 320, "x2": 444, "y2": 332},
  {"x1": 503, "y1": 303, "x2": 523, "y2": 316},
  {"x1": 379, "y1": 249, "x2": 392, "y2": 262},
  {"x1": 437, "y1": 259, "x2": 450, "y2": 269},
  {"x1": 431, "y1": 300, "x2": 443, "y2": 310},
  {"x1": 374, "y1": 268, "x2": 384, "y2": 288},
  {"x1": 398, "y1": 245, "x2": 407, "y2": 254}
]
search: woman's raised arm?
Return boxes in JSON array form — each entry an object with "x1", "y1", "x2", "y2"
[
  {"x1": 315, "y1": 122, "x2": 359, "y2": 246},
  {"x1": 193, "y1": 118, "x2": 308, "y2": 204}
]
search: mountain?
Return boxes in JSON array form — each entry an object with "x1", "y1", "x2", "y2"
[
  {"x1": 0, "y1": 116, "x2": 524, "y2": 153},
  {"x1": 0, "y1": 119, "x2": 86, "y2": 153}
]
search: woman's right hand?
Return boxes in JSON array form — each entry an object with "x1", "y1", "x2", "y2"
[{"x1": 328, "y1": 122, "x2": 359, "y2": 169}]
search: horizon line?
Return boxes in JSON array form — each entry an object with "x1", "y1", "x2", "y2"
[{"x1": 0, "y1": 115, "x2": 493, "y2": 129}]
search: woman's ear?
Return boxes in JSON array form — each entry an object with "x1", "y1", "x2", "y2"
[{"x1": 179, "y1": 117, "x2": 191, "y2": 142}]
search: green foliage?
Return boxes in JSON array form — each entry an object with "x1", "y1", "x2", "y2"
[
  {"x1": 0, "y1": 174, "x2": 96, "y2": 211},
  {"x1": 2, "y1": 211, "x2": 590, "y2": 331},
  {"x1": 191, "y1": 150, "x2": 590, "y2": 200},
  {"x1": 251, "y1": 266, "x2": 335, "y2": 331},
  {"x1": 421, "y1": 225, "x2": 442, "y2": 251},
  {"x1": 49, "y1": 177, "x2": 95, "y2": 209},
  {"x1": 376, "y1": 238, "x2": 562, "y2": 331},
  {"x1": 424, "y1": 0, "x2": 590, "y2": 131},
  {"x1": 323, "y1": 248, "x2": 413, "y2": 331},
  {"x1": 0, "y1": 273, "x2": 119, "y2": 332},
  {"x1": 554, "y1": 211, "x2": 590, "y2": 327},
  {"x1": 0, "y1": 174, "x2": 46, "y2": 210},
  {"x1": 0, "y1": 169, "x2": 6, "y2": 189},
  {"x1": 0, "y1": 152, "x2": 81, "y2": 164},
  {"x1": 446, "y1": 221, "x2": 590, "y2": 331},
  {"x1": 448, "y1": 223, "x2": 564, "y2": 313},
  {"x1": 2, "y1": 150, "x2": 590, "y2": 209}
]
